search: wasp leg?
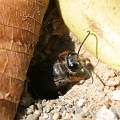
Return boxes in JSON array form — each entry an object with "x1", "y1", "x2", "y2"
[
  {"x1": 93, "y1": 71, "x2": 106, "y2": 86},
  {"x1": 54, "y1": 76, "x2": 76, "y2": 95}
]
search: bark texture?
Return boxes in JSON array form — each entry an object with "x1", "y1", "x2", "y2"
[{"x1": 0, "y1": 0, "x2": 48, "y2": 120}]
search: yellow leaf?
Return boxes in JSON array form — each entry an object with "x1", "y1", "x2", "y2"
[{"x1": 57, "y1": 0, "x2": 120, "y2": 70}]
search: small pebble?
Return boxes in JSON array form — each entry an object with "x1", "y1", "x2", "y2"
[
  {"x1": 109, "y1": 86, "x2": 115, "y2": 91},
  {"x1": 110, "y1": 107, "x2": 120, "y2": 119},
  {"x1": 26, "y1": 108, "x2": 34, "y2": 115},
  {"x1": 29, "y1": 105, "x2": 35, "y2": 110},
  {"x1": 74, "y1": 99, "x2": 86, "y2": 113},
  {"x1": 42, "y1": 113, "x2": 49, "y2": 119},
  {"x1": 48, "y1": 113, "x2": 53, "y2": 120},
  {"x1": 81, "y1": 110, "x2": 91, "y2": 118},
  {"x1": 26, "y1": 114, "x2": 39, "y2": 120},
  {"x1": 55, "y1": 105, "x2": 62, "y2": 111},
  {"x1": 111, "y1": 90, "x2": 120, "y2": 101},
  {"x1": 96, "y1": 106, "x2": 118, "y2": 120},
  {"x1": 105, "y1": 79, "x2": 120, "y2": 87},
  {"x1": 104, "y1": 86, "x2": 111, "y2": 93},
  {"x1": 73, "y1": 113, "x2": 82, "y2": 120},
  {"x1": 64, "y1": 112, "x2": 72, "y2": 119},
  {"x1": 75, "y1": 106, "x2": 82, "y2": 113},
  {"x1": 26, "y1": 105, "x2": 35, "y2": 115},
  {"x1": 65, "y1": 99, "x2": 74, "y2": 106},
  {"x1": 34, "y1": 110, "x2": 41, "y2": 115},
  {"x1": 62, "y1": 111, "x2": 67, "y2": 117},
  {"x1": 43, "y1": 107, "x2": 51, "y2": 113},
  {"x1": 39, "y1": 117, "x2": 45, "y2": 120},
  {"x1": 76, "y1": 99, "x2": 86, "y2": 107},
  {"x1": 53, "y1": 112, "x2": 60, "y2": 120},
  {"x1": 36, "y1": 101, "x2": 42, "y2": 110}
]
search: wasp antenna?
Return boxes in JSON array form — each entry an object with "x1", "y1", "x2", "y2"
[
  {"x1": 91, "y1": 73, "x2": 94, "y2": 84},
  {"x1": 90, "y1": 33, "x2": 99, "y2": 59},
  {"x1": 77, "y1": 31, "x2": 91, "y2": 56},
  {"x1": 90, "y1": 32, "x2": 100, "y2": 68}
]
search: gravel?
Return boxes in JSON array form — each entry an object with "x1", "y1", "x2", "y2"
[
  {"x1": 16, "y1": 35, "x2": 120, "y2": 120},
  {"x1": 16, "y1": 67, "x2": 120, "y2": 120}
]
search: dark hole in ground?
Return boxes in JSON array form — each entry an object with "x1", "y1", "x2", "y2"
[
  {"x1": 27, "y1": 34, "x2": 75, "y2": 100},
  {"x1": 26, "y1": 0, "x2": 77, "y2": 100}
]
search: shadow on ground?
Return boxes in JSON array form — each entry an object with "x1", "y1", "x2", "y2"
[
  {"x1": 27, "y1": 1, "x2": 75, "y2": 99},
  {"x1": 27, "y1": 35, "x2": 75, "y2": 99}
]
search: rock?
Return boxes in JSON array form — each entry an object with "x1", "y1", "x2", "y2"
[
  {"x1": 80, "y1": 110, "x2": 92, "y2": 118},
  {"x1": 53, "y1": 112, "x2": 60, "y2": 120},
  {"x1": 104, "y1": 86, "x2": 111, "y2": 93},
  {"x1": 76, "y1": 99, "x2": 86, "y2": 107},
  {"x1": 39, "y1": 117, "x2": 46, "y2": 120},
  {"x1": 74, "y1": 99, "x2": 86, "y2": 113},
  {"x1": 65, "y1": 99, "x2": 74, "y2": 106},
  {"x1": 43, "y1": 106, "x2": 51, "y2": 113},
  {"x1": 111, "y1": 90, "x2": 120, "y2": 101},
  {"x1": 34, "y1": 110, "x2": 41, "y2": 115},
  {"x1": 75, "y1": 106, "x2": 82, "y2": 113},
  {"x1": 110, "y1": 107, "x2": 120, "y2": 119},
  {"x1": 26, "y1": 108, "x2": 34, "y2": 115},
  {"x1": 105, "y1": 79, "x2": 120, "y2": 87},
  {"x1": 72, "y1": 113, "x2": 83, "y2": 120},
  {"x1": 26, "y1": 105, "x2": 35, "y2": 115},
  {"x1": 26, "y1": 114, "x2": 39, "y2": 120},
  {"x1": 48, "y1": 113, "x2": 54, "y2": 120},
  {"x1": 55, "y1": 105, "x2": 62, "y2": 112},
  {"x1": 63, "y1": 112, "x2": 72, "y2": 119},
  {"x1": 36, "y1": 101, "x2": 42, "y2": 110},
  {"x1": 42, "y1": 113, "x2": 49, "y2": 119},
  {"x1": 96, "y1": 106, "x2": 118, "y2": 120},
  {"x1": 62, "y1": 111, "x2": 67, "y2": 118}
]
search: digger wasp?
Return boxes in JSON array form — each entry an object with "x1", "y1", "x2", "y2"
[
  {"x1": 53, "y1": 31, "x2": 94, "y2": 92},
  {"x1": 28, "y1": 31, "x2": 96, "y2": 97}
]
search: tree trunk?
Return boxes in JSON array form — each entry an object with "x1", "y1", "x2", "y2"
[{"x1": 0, "y1": 0, "x2": 48, "y2": 120}]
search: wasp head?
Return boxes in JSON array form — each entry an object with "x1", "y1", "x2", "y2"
[{"x1": 65, "y1": 52, "x2": 93, "y2": 82}]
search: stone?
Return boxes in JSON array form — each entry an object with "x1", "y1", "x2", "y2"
[
  {"x1": 34, "y1": 110, "x2": 41, "y2": 115},
  {"x1": 76, "y1": 99, "x2": 86, "y2": 107},
  {"x1": 26, "y1": 114, "x2": 39, "y2": 120},
  {"x1": 96, "y1": 106, "x2": 118, "y2": 120},
  {"x1": 43, "y1": 113, "x2": 49, "y2": 119},
  {"x1": 105, "y1": 78, "x2": 120, "y2": 87},
  {"x1": 26, "y1": 105, "x2": 35, "y2": 115},
  {"x1": 53, "y1": 112, "x2": 60, "y2": 120},
  {"x1": 111, "y1": 90, "x2": 120, "y2": 101}
]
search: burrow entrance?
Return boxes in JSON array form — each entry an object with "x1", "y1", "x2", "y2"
[{"x1": 27, "y1": 1, "x2": 75, "y2": 99}]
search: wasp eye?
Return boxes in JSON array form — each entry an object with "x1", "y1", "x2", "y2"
[{"x1": 67, "y1": 57, "x2": 80, "y2": 69}]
